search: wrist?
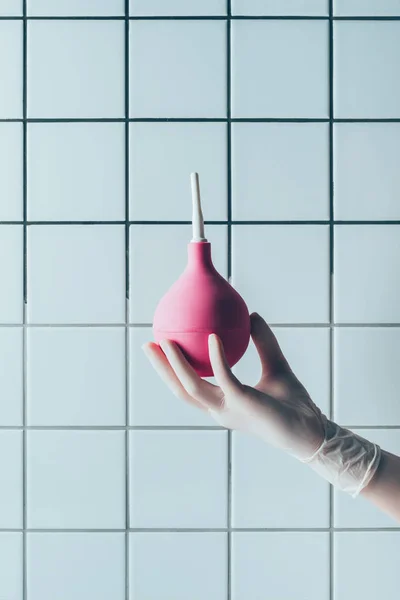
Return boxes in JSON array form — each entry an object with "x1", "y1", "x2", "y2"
[{"x1": 301, "y1": 419, "x2": 382, "y2": 497}]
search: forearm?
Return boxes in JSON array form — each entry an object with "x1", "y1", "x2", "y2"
[
  {"x1": 303, "y1": 420, "x2": 400, "y2": 523},
  {"x1": 362, "y1": 450, "x2": 400, "y2": 522}
]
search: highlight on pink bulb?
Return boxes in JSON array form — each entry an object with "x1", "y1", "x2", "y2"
[{"x1": 153, "y1": 173, "x2": 250, "y2": 377}]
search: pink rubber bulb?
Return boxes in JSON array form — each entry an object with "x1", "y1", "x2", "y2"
[
  {"x1": 153, "y1": 173, "x2": 250, "y2": 377},
  {"x1": 153, "y1": 241, "x2": 250, "y2": 376}
]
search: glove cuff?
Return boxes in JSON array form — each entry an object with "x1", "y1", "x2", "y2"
[{"x1": 301, "y1": 419, "x2": 382, "y2": 497}]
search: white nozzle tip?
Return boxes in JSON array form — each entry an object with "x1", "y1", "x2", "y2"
[{"x1": 190, "y1": 172, "x2": 207, "y2": 242}]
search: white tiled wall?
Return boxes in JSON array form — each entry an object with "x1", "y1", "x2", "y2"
[{"x1": 0, "y1": 2, "x2": 399, "y2": 599}]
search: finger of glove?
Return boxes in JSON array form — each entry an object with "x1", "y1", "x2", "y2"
[
  {"x1": 142, "y1": 342, "x2": 208, "y2": 411},
  {"x1": 208, "y1": 334, "x2": 243, "y2": 396},
  {"x1": 159, "y1": 340, "x2": 224, "y2": 410},
  {"x1": 250, "y1": 313, "x2": 292, "y2": 379}
]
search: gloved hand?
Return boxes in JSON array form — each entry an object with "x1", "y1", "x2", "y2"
[{"x1": 143, "y1": 312, "x2": 381, "y2": 498}]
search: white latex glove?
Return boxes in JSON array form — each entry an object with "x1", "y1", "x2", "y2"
[{"x1": 143, "y1": 313, "x2": 381, "y2": 497}]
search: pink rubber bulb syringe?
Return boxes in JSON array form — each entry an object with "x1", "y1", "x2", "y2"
[{"x1": 153, "y1": 173, "x2": 250, "y2": 377}]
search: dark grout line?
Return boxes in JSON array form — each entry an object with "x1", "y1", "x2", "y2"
[
  {"x1": 22, "y1": 23, "x2": 27, "y2": 306},
  {"x1": 22, "y1": 2, "x2": 28, "y2": 600},
  {"x1": 328, "y1": 0, "x2": 335, "y2": 413},
  {"x1": 328, "y1": 2, "x2": 335, "y2": 599},
  {"x1": 344, "y1": 324, "x2": 400, "y2": 328},
  {"x1": 124, "y1": 2, "x2": 130, "y2": 599},
  {"x1": 2, "y1": 322, "x2": 400, "y2": 328},
  {"x1": 130, "y1": 117, "x2": 227, "y2": 121},
  {"x1": 2, "y1": 526, "x2": 400, "y2": 532},
  {"x1": 2, "y1": 15, "x2": 400, "y2": 21},
  {"x1": 129, "y1": 15, "x2": 228, "y2": 20},
  {"x1": 231, "y1": 15, "x2": 328, "y2": 20},
  {"x1": 0, "y1": 424, "x2": 399, "y2": 431},
  {"x1": 3, "y1": 220, "x2": 400, "y2": 226},
  {"x1": 334, "y1": 118, "x2": 400, "y2": 122},
  {"x1": 0, "y1": 425, "x2": 226, "y2": 431},
  {"x1": 0, "y1": 16, "x2": 324, "y2": 21},
  {"x1": 333, "y1": 15, "x2": 400, "y2": 21},
  {"x1": 2, "y1": 117, "x2": 400, "y2": 123},
  {"x1": 346, "y1": 425, "x2": 400, "y2": 430},
  {"x1": 12, "y1": 15, "x2": 127, "y2": 20},
  {"x1": 27, "y1": 117, "x2": 127, "y2": 123},
  {"x1": 230, "y1": 118, "x2": 329, "y2": 122},
  {"x1": 227, "y1": 3, "x2": 233, "y2": 599},
  {"x1": 333, "y1": 220, "x2": 400, "y2": 225}
]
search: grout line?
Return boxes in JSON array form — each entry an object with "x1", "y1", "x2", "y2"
[
  {"x1": 0, "y1": 424, "x2": 398, "y2": 431},
  {"x1": 2, "y1": 14, "x2": 400, "y2": 21},
  {"x1": 0, "y1": 425, "x2": 225, "y2": 430},
  {"x1": 131, "y1": 15, "x2": 327, "y2": 20},
  {"x1": 0, "y1": 526, "x2": 399, "y2": 533},
  {"x1": 330, "y1": 323, "x2": 400, "y2": 328},
  {"x1": 328, "y1": 3, "x2": 335, "y2": 600},
  {"x1": 226, "y1": 3, "x2": 232, "y2": 598},
  {"x1": 124, "y1": 3, "x2": 131, "y2": 598},
  {"x1": 4, "y1": 322, "x2": 400, "y2": 328},
  {"x1": 333, "y1": 15, "x2": 400, "y2": 21},
  {"x1": 332, "y1": 118, "x2": 400, "y2": 122},
  {"x1": 345, "y1": 425, "x2": 400, "y2": 430},
  {"x1": 0, "y1": 15, "x2": 332, "y2": 21},
  {"x1": 22, "y1": 2, "x2": 28, "y2": 599},
  {"x1": 5, "y1": 322, "x2": 400, "y2": 327},
  {"x1": 3, "y1": 117, "x2": 400, "y2": 123},
  {"x1": 24, "y1": 221, "x2": 127, "y2": 225},
  {"x1": 3, "y1": 220, "x2": 400, "y2": 226},
  {"x1": 2, "y1": 117, "x2": 400, "y2": 123},
  {"x1": 4, "y1": 322, "x2": 400, "y2": 329}
]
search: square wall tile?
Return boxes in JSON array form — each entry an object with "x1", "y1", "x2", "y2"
[
  {"x1": 232, "y1": 225, "x2": 330, "y2": 323},
  {"x1": 130, "y1": 431, "x2": 227, "y2": 527},
  {"x1": 0, "y1": 226, "x2": 23, "y2": 324},
  {"x1": 129, "y1": 327, "x2": 214, "y2": 426},
  {"x1": 334, "y1": 225, "x2": 400, "y2": 323},
  {"x1": 28, "y1": 20, "x2": 124, "y2": 118},
  {"x1": 28, "y1": 123, "x2": 125, "y2": 221},
  {"x1": 334, "y1": 21, "x2": 400, "y2": 118},
  {"x1": 130, "y1": 533, "x2": 227, "y2": 600},
  {"x1": 27, "y1": 533, "x2": 125, "y2": 600},
  {"x1": 231, "y1": 20, "x2": 328, "y2": 118},
  {"x1": 130, "y1": 122, "x2": 227, "y2": 221},
  {"x1": 0, "y1": 533, "x2": 22, "y2": 600},
  {"x1": 232, "y1": 532, "x2": 330, "y2": 600},
  {"x1": 0, "y1": 21, "x2": 22, "y2": 118},
  {"x1": 129, "y1": 225, "x2": 227, "y2": 323},
  {"x1": 334, "y1": 0, "x2": 400, "y2": 15},
  {"x1": 130, "y1": 20, "x2": 226, "y2": 118},
  {"x1": 335, "y1": 328, "x2": 400, "y2": 426},
  {"x1": 0, "y1": 431, "x2": 22, "y2": 528},
  {"x1": 130, "y1": 0, "x2": 226, "y2": 15},
  {"x1": 0, "y1": 123, "x2": 22, "y2": 220},
  {"x1": 334, "y1": 123, "x2": 400, "y2": 220},
  {"x1": 232, "y1": 0, "x2": 328, "y2": 14},
  {"x1": 0, "y1": 328, "x2": 23, "y2": 426},
  {"x1": 27, "y1": 225, "x2": 125, "y2": 324},
  {"x1": 232, "y1": 433, "x2": 329, "y2": 528},
  {"x1": 235, "y1": 327, "x2": 330, "y2": 415},
  {"x1": 0, "y1": 0, "x2": 21, "y2": 15},
  {"x1": 232, "y1": 123, "x2": 329, "y2": 220},
  {"x1": 27, "y1": 327, "x2": 125, "y2": 426},
  {"x1": 334, "y1": 430, "x2": 400, "y2": 528},
  {"x1": 335, "y1": 532, "x2": 400, "y2": 600},
  {"x1": 28, "y1": 0, "x2": 124, "y2": 15},
  {"x1": 27, "y1": 431, "x2": 125, "y2": 528}
]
